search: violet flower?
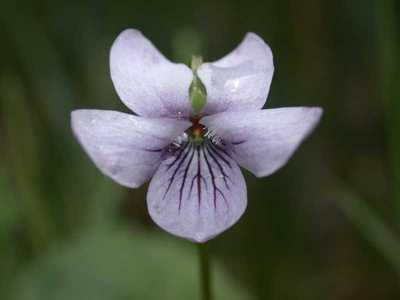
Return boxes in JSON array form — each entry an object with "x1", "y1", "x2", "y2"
[{"x1": 71, "y1": 29, "x2": 322, "y2": 242}]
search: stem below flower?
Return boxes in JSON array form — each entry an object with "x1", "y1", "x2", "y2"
[{"x1": 198, "y1": 242, "x2": 212, "y2": 300}]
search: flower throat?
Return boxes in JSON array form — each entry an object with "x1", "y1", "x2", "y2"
[{"x1": 188, "y1": 116, "x2": 206, "y2": 144}]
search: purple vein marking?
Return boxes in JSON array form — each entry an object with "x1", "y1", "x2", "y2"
[
  {"x1": 189, "y1": 147, "x2": 208, "y2": 209},
  {"x1": 163, "y1": 143, "x2": 192, "y2": 200},
  {"x1": 208, "y1": 142, "x2": 232, "y2": 168},
  {"x1": 178, "y1": 145, "x2": 196, "y2": 211},
  {"x1": 166, "y1": 142, "x2": 189, "y2": 171},
  {"x1": 205, "y1": 143, "x2": 231, "y2": 189},
  {"x1": 162, "y1": 138, "x2": 232, "y2": 213},
  {"x1": 196, "y1": 147, "x2": 202, "y2": 210},
  {"x1": 143, "y1": 148, "x2": 163, "y2": 152},
  {"x1": 203, "y1": 143, "x2": 229, "y2": 210},
  {"x1": 231, "y1": 140, "x2": 246, "y2": 146},
  {"x1": 211, "y1": 143, "x2": 233, "y2": 160}
]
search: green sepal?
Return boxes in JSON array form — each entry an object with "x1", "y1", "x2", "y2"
[{"x1": 189, "y1": 56, "x2": 207, "y2": 114}]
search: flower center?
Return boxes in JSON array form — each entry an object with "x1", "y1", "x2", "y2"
[
  {"x1": 189, "y1": 116, "x2": 206, "y2": 143},
  {"x1": 167, "y1": 117, "x2": 222, "y2": 156}
]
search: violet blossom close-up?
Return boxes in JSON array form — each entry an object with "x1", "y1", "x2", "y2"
[
  {"x1": 4, "y1": 2, "x2": 400, "y2": 299},
  {"x1": 71, "y1": 28, "x2": 322, "y2": 243}
]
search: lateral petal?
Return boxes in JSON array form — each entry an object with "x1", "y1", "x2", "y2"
[
  {"x1": 71, "y1": 109, "x2": 191, "y2": 187},
  {"x1": 201, "y1": 107, "x2": 322, "y2": 177}
]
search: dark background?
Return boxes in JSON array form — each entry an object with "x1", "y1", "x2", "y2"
[{"x1": 1, "y1": 0, "x2": 400, "y2": 299}]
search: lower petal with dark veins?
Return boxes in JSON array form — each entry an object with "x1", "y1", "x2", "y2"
[{"x1": 147, "y1": 141, "x2": 247, "y2": 242}]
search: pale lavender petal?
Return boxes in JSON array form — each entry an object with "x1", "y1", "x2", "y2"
[
  {"x1": 110, "y1": 29, "x2": 193, "y2": 118},
  {"x1": 147, "y1": 141, "x2": 247, "y2": 242},
  {"x1": 197, "y1": 32, "x2": 274, "y2": 115},
  {"x1": 202, "y1": 107, "x2": 322, "y2": 177},
  {"x1": 71, "y1": 109, "x2": 191, "y2": 188}
]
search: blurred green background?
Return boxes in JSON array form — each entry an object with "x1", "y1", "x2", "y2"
[{"x1": 1, "y1": 0, "x2": 400, "y2": 299}]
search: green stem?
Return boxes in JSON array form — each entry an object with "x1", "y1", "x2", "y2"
[
  {"x1": 375, "y1": 0, "x2": 400, "y2": 223},
  {"x1": 198, "y1": 243, "x2": 212, "y2": 300}
]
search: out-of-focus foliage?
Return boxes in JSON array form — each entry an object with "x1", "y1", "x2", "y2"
[
  {"x1": 1, "y1": 0, "x2": 400, "y2": 299},
  {"x1": 11, "y1": 227, "x2": 249, "y2": 300}
]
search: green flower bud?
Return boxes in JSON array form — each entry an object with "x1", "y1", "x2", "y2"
[{"x1": 189, "y1": 55, "x2": 207, "y2": 114}]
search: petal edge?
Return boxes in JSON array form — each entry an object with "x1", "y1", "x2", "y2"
[
  {"x1": 110, "y1": 29, "x2": 193, "y2": 118},
  {"x1": 202, "y1": 107, "x2": 323, "y2": 177},
  {"x1": 71, "y1": 109, "x2": 191, "y2": 188},
  {"x1": 147, "y1": 142, "x2": 247, "y2": 242},
  {"x1": 198, "y1": 32, "x2": 274, "y2": 115}
]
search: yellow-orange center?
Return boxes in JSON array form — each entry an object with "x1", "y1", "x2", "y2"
[{"x1": 189, "y1": 116, "x2": 205, "y2": 138}]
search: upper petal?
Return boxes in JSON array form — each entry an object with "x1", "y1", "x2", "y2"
[
  {"x1": 110, "y1": 29, "x2": 193, "y2": 118},
  {"x1": 71, "y1": 109, "x2": 191, "y2": 188},
  {"x1": 201, "y1": 107, "x2": 322, "y2": 177},
  {"x1": 197, "y1": 33, "x2": 274, "y2": 115},
  {"x1": 147, "y1": 142, "x2": 247, "y2": 242}
]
